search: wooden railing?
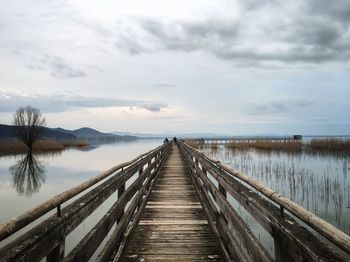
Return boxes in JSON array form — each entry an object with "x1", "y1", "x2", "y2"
[
  {"x1": 178, "y1": 141, "x2": 350, "y2": 262},
  {"x1": 0, "y1": 143, "x2": 170, "y2": 261},
  {"x1": 190, "y1": 136, "x2": 299, "y2": 145}
]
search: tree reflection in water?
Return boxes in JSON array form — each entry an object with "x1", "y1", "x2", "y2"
[{"x1": 10, "y1": 153, "x2": 46, "y2": 196}]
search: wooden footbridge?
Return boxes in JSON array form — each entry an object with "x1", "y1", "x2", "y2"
[{"x1": 0, "y1": 141, "x2": 349, "y2": 261}]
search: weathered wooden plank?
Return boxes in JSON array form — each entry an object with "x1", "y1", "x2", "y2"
[
  {"x1": 123, "y1": 254, "x2": 222, "y2": 261},
  {"x1": 112, "y1": 162, "x2": 164, "y2": 261},
  {"x1": 121, "y1": 145, "x2": 223, "y2": 261},
  {"x1": 138, "y1": 220, "x2": 208, "y2": 225}
]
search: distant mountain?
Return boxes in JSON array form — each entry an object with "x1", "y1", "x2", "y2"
[
  {"x1": 112, "y1": 131, "x2": 165, "y2": 138},
  {"x1": 0, "y1": 124, "x2": 76, "y2": 140},
  {"x1": 111, "y1": 131, "x2": 231, "y2": 139},
  {"x1": 55, "y1": 127, "x2": 137, "y2": 140},
  {"x1": 0, "y1": 124, "x2": 139, "y2": 141}
]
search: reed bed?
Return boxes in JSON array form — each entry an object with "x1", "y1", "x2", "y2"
[
  {"x1": 184, "y1": 140, "x2": 200, "y2": 149},
  {"x1": 61, "y1": 139, "x2": 88, "y2": 147},
  {"x1": 210, "y1": 143, "x2": 219, "y2": 151},
  {"x1": 225, "y1": 140, "x2": 303, "y2": 151},
  {"x1": 0, "y1": 139, "x2": 88, "y2": 155},
  {"x1": 0, "y1": 140, "x2": 64, "y2": 154},
  {"x1": 308, "y1": 138, "x2": 350, "y2": 151}
]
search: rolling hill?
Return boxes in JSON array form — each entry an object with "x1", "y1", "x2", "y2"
[
  {"x1": 0, "y1": 124, "x2": 76, "y2": 140},
  {"x1": 55, "y1": 127, "x2": 137, "y2": 140},
  {"x1": 0, "y1": 125, "x2": 137, "y2": 141}
]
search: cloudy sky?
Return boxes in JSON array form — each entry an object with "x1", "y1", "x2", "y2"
[{"x1": 0, "y1": 0, "x2": 349, "y2": 135}]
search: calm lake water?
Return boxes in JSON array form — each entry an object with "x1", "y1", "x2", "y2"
[
  {"x1": 0, "y1": 139, "x2": 162, "y2": 255},
  {"x1": 201, "y1": 145, "x2": 350, "y2": 258}
]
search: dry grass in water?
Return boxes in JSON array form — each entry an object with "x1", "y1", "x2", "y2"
[
  {"x1": 184, "y1": 140, "x2": 200, "y2": 149},
  {"x1": 226, "y1": 140, "x2": 302, "y2": 151},
  {"x1": 0, "y1": 140, "x2": 64, "y2": 154},
  {"x1": 210, "y1": 143, "x2": 219, "y2": 151},
  {"x1": 308, "y1": 138, "x2": 350, "y2": 151},
  {"x1": 61, "y1": 139, "x2": 88, "y2": 147},
  {"x1": 34, "y1": 140, "x2": 64, "y2": 150}
]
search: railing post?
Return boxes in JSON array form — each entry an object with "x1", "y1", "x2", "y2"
[
  {"x1": 148, "y1": 157, "x2": 152, "y2": 171},
  {"x1": 195, "y1": 158, "x2": 199, "y2": 171},
  {"x1": 219, "y1": 183, "x2": 228, "y2": 224},
  {"x1": 274, "y1": 231, "x2": 296, "y2": 262},
  {"x1": 117, "y1": 183, "x2": 125, "y2": 223},
  {"x1": 47, "y1": 207, "x2": 65, "y2": 262},
  {"x1": 46, "y1": 238, "x2": 65, "y2": 262},
  {"x1": 201, "y1": 167, "x2": 209, "y2": 191}
]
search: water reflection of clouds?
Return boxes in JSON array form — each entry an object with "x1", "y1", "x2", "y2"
[
  {"x1": 201, "y1": 146, "x2": 350, "y2": 234},
  {"x1": 46, "y1": 141, "x2": 162, "y2": 173},
  {"x1": 10, "y1": 153, "x2": 46, "y2": 196}
]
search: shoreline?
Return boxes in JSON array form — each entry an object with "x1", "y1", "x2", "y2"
[{"x1": 0, "y1": 140, "x2": 88, "y2": 155}]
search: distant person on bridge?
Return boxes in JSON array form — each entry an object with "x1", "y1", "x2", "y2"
[
  {"x1": 163, "y1": 138, "x2": 169, "y2": 144},
  {"x1": 173, "y1": 137, "x2": 177, "y2": 145}
]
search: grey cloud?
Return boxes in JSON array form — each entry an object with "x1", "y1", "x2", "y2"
[
  {"x1": 308, "y1": 0, "x2": 350, "y2": 24},
  {"x1": 215, "y1": 46, "x2": 349, "y2": 64},
  {"x1": 27, "y1": 55, "x2": 86, "y2": 78},
  {"x1": 115, "y1": 33, "x2": 146, "y2": 55},
  {"x1": 281, "y1": 16, "x2": 350, "y2": 60},
  {"x1": 240, "y1": 0, "x2": 281, "y2": 10},
  {"x1": 72, "y1": 18, "x2": 114, "y2": 39},
  {"x1": 139, "y1": 103, "x2": 167, "y2": 112},
  {"x1": 141, "y1": 18, "x2": 239, "y2": 50},
  {"x1": 0, "y1": 91, "x2": 167, "y2": 113},
  {"x1": 115, "y1": 17, "x2": 240, "y2": 55},
  {"x1": 115, "y1": 1, "x2": 350, "y2": 65},
  {"x1": 245, "y1": 100, "x2": 314, "y2": 115}
]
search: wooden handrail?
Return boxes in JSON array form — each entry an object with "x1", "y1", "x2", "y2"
[
  {"x1": 0, "y1": 145, "x2": 164, "y2": 241},
  {"x1": 0, "y1": 143, "x2": 170, "y2": 261},
  {"x1": 180, "y1": 141, "x2": 350, "y2": 256}
]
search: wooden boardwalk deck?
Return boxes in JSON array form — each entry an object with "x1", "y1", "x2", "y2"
[{"x1": 122, "y1": 145, "x2": 223, "y2": 261}]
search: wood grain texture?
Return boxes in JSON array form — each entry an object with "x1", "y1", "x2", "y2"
[{"x1": 121, "y1": 145, "x2": 223, "y2": 261}]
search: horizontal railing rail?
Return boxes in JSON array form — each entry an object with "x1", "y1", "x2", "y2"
[
  {"x1": 188, "y1": 136, "x2": 298, "y2": 144},
  {"x1": 178, "y1": 141, "x2": 350, "y2": 261},
  {"x1": 0, "y1": 143, "x2": 171, "y2": 261}
]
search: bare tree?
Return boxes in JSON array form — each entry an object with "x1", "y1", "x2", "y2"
[{"x1": 13, "y1": 106, "x2": 46, "y2": 151}]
